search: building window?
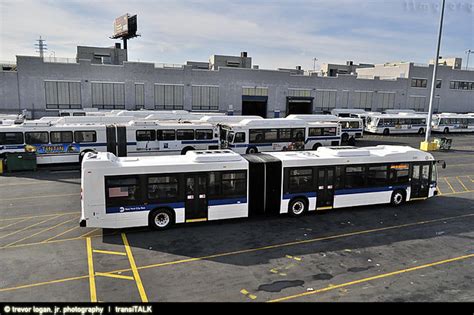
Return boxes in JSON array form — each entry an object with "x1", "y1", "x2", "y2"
[
  {"x1": 449, "y1": 81, "x2": 474, "y2": 91},
  {"x1": 154, "y1": 84, "x2": 184, "y2": 110},
  {"x1": 315, "y1": 90, "x2": 337, "y2": 112},
  {"x1": 242, "y1": 87, "x2": 268, "y2": 96},
  {"x1": 135, "y1": 84, "x2": 145, "y2": 109},
  {"x1": 91, "y1": 82, "x2": 125, "y2": 109},
  {"x1": 436, "y1": 80, "x2": 442, "y2": 89},
  {"x1": 409, "y1": 96, "x2": 426, "y2": 111},
  {"x1": 411, "y1": 78, "x2": 427, "y2": 88},
  {"x1": 377, "y1": 92, "x2": 395, "y2": 111},
  {"x1": 288, "y1": 89, "x2": 311, "y2": 97},
  {"x1": 354, "y1": 91, "x2": 373, "y2": 110},
  {"x1": 192, "y1": 85, "x2": 219, "y2": 110},
  {"x1": 44, "y1": 81, "x2": 82, "y2": 109}
]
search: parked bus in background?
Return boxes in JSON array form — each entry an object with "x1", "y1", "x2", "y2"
[
  {"x1": 80, "y1": 145, "x2": 442, "y2": 230},
  {"x1": 365, "y1": 113, "x2": 428, "y2": 135},
  {"x1": 220, "y1": 118, "x2": 341, "y2": 154},
  {"x1": 331, "y1": 109, "x2": 367, "y2": 118},
  {"x1": 286, "y1": 114, "x2": 363, "y2": 144},
  {"x1": 432, "y1": 113, "x2": 474, "y2": 133}
]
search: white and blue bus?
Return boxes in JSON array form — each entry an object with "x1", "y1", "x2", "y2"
[
  {"x1": 220, "y1": 118, "x2": 341, "y2": 154},
  {"x1": 286, "y1": 114, "x2": 363, "y2": 144},
  {"x1": 432, "y1": 113, "x2": 474, "y2": 133},
  {"x1": 80, "y1": 146, "x2": 442, "y2": 229},
  {"x1": 365, "y1": 113, "x2": 428, "y2": 135}
]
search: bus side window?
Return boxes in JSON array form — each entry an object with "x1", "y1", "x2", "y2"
[
  {"x1": 50, "y1": 131, "x2": 73, "y2": 144},
  {"x1": 176, "y1": 129, "x2": 194, "y2": 141},
  {"x1": 195, "y1": 129, "x2": 213, "y2": 140},
  {"x1": 136, "y1": 130, "x2": 156, "y2": 142},
  {"x1": 221, "y1": 171, "x2": 247, "y2": 197},
  {"x1": 105, "y1": 176, "x2": 140, "y2": 206},
  {"x1": 292, "y1": 128, "x2": 305, "y2": 141},
  {"x1": 249, "y1": 129, "x2": 264, "y2": 143},
  {"x1": 25, "y1": 132, "x2": 49, "y2": 144},
  {"x1": 147, "y1": 175, "x2": 179, "y2": 200},
  {"x1": 0, "y1": 132, "x2": 24, "y2": 145},
  {"x1": 344, "y1": 166, "x2": 366, "y2": 189},
  {"x1": 309, "y1": 128, "x2": 322, "y2": 137},
  {"x1": 389, "y1": 164, "x2": 410, "y2": 184},
  {"x1": 75, "y1": 131, "x2": 97, "y2": 143},
  {"x1": 234, "y1": 132, "x2": 246, "y2": 143},
  {"x1": 157, "y1": 130, "x2": 176, "y2": 141}
]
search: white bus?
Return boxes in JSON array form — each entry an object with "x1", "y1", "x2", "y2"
[
  {"x1": 0, "y1": 119, "x2": 221, "y2": 164},
  {"x1": 220, "y1": 118, "x2": 341, "y2": 154},
  {"x1": 432, "y1": 113, "x2": 474, "y2": 133},
  {"x1": 80, "y1": 146, "x2": 442, "y2": 229},
  {"x1": 331, "y1": 109, "x2": 367, "y2": 117},
  {"x1": 365, "y1": 113, "x2": 428, "y2": 135},
  {"x1": 286, "y1": 114, "x2": 363, "y2": 144}
]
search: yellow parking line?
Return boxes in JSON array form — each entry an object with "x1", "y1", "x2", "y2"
[
  {"x1": 95, "y1": 272, "x2": 134, "y2": 281},
  {"x1": 0, "y1": 215, "x2": 64, "y2": 240},
  {"x1": 86, "y1": 237, "x2": 97, "y2": 302},
  {"x1": 268, "y1": 254, "x2": 474, "y2": 302},
  {"x1": 0, "y1": 193, "x2": 78, "y2": 202},
  {"x1": 444, "y1": 178, "x2": 456, "y2": 193},
  {"x1": 93, "y1": 249, "x2": 127, "y2": 256},
  {"x1": 240, "y1": 289, "x2": 257, "y2": 300},
  {"x1": 122, "y1": 233, "x2": 148, "y2": 303},
  {"x1": 0, "y1": 218, "x2": 31, "y2": 230},
  {"x1": 0, "y1": 212, "x2": 78, "y2": 223},
  {"x1": 2, "y1": 212, "x2": 474, "y2": 294},
  {"x1": 41, "y1": 226, "x2": 80, "y2": 243},
  {"x1": 4, "y1": 217, "x2": 78, "y2": 247},
  {"x1": 456, "y1": 176, "x2": 469, "y2": 192}
]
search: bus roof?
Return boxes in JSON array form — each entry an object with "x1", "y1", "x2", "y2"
[
  {"x1": 199, "y1": 115, "x2": 263, "y2": 123},
  {"x1": 228, "y1": 118, "x2": 308, "y2": 127},
  {"x1": 265, "y1": 145, "x2": 434, "y2": 165},
  {"x1": 368, "y1": 113, "x2": 428, "y2": 119}
]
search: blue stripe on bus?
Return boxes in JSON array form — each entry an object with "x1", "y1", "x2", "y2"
[
  {"x1": 283, "y1": 192, "x2": 317, "y2": 200},
  {"x1": 208, "y1": 197, "x2": 247, "y2": 206},
  {"x1": 335, "y1": 185, "x2": 408, "y2": 195},
  {"x1": 181, "y1": 140, "x2": 219, "y2": 144}
]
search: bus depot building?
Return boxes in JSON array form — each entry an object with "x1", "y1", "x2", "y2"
[{"x1": 0, "y1": 49, "x2": 473, "y2": 119}]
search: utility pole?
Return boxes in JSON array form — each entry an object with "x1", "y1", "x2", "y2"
[
  {"x1": 424, "y1": 0, "x2": 445, "y2": 147},
  {"x1": 35, "y1": 36, "x2": 47, "y2": 58},
  {"x1": 466, "y1": 49, "x2": 473, "y2": 70}
]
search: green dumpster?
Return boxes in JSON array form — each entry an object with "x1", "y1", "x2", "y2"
[
  {"x1": 5, "y1": 152, "x2": 37, "y2": 172},
  {"x1": 433, "y1": 137, "x2": 452, "y2": 151}
]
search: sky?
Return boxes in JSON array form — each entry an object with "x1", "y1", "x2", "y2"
[{"x1": 0, "y1": 0, "x2": 473, "y2": 70}]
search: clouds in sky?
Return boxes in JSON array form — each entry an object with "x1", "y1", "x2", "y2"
[{"x1": 0, "y1": 0, "x2": 472, "y2": 70}]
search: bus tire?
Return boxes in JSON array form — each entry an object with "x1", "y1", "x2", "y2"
[
  {"x1": 288, "y1": 198, "x2": 308, "y2": 217},
  {"x1": 246, "y1": 146, "x2": 258, "y2": 154},
  {"x1": 341, "y1": 133, "x2": 349, "y2": 143},
  {"x1": 383, "y1": 129, "x2": 390, "y2": 136},
  {"x1": 418, "y1": 128, "x2": 425, "y2": 135},
  {"x1": 348, "y1": 137, "x2": 356, "y2": 146},
  {"x1": 443, "y1": 127, "x2": 449, "y2": 134},
  {"x1": 312, "y1": 143, "x2": 322, "y2": 150},
  {"x1": 149, "y1": 208, "x2": 174, "y2": 230},
  {"x1": 181, "y1": 147, "x2": 195, "y2": 155},
  {"x1": 390, "y1": 190, "x2": 405, "y2": 207}
]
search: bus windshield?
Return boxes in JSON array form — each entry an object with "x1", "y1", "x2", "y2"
[{"x1": 227, "y1": 131, "x2": 235, "y2": 143}]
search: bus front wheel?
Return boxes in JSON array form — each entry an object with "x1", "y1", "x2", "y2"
[
  {"x1": 312, "y1": 143, "x2": 322, "y2": 151},
  {"x1": 246, "y1": 147, "x2": 258, "y2": 154},
  {"x1": 418, "y1": 128, "x2": 425, "y2": 135},
  {"x1": 181, "y1": 147, "x2": 195, "y2": 155},
  {"x1": 341, "y1": 133, "x2": 349, "y2": 143},
  {"x1": 149, "y1": 208, "x2": 174, "y2": 230},
  {"x1": 288, "y1": 198, "x2": 308, "y2": 217},
  {"x1": 443, "y1": 128, "x2": 449, "y2": 134},
  {"x1": 383, "y1": 129, "x2": 390, "y2": 136},
  {"x1": 390, "y1": 190, "x2": 406, "y2": 207},
  {"x1": 348, "y1": 137, "x2": 356, "y2": 146}
]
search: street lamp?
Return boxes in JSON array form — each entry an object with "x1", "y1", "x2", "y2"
[
  {"x1": 466, "y1": 49, "x2": 473, "y2": 70},
  {"x1": 422, "y1": 0, "x2": 446, "y2": 150}
]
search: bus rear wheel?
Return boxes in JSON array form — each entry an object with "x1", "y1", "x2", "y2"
[
  {"x1": 443, "y1": 127, "x2": 449, "y2": 134},
  {"x1": 383, "y1": 129, "x2": 390, "y2": 136},
  {"x1": 341, "y1": 133, "x2": 349, "y2": 143},
  {"x1": 181, "y1": 147, "x2": 195, "y2": 155},
  {"x1": 418, "y1": 128, "x2": 425, "y2": 135},
  {"x1": 390, "y1": 190, "x2": 405, "y2": 207},
  {"x1": 288, "y1": 198, "x2": 308, "y2": 217},
  {"x1": 312, "y1": 143, "x2": 322, "y2": 151},
  {"x1": 149, "y1": 208, "x2": 174, "y2": 230}
]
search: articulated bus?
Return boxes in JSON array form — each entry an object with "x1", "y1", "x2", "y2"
[
  {"x1": 80, "y1": 146, "x2": 442, "y2": 229},
  {"x1": 286, "y1": 114, "x2": 363, "y2": 144},
  {"x1": 365, "y1": 113, "x2": 428, "y2": 135},
  {"x1": 220, "y1": 118, "x2": 341, "y2": 154},
  {"x1": 432, "y1": 113, "x2": 474, "y2": 133}
]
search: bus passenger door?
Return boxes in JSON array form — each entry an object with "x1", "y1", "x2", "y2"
[
  {"x1": 185, "y1": 174, "x2": 208, "y2": 222},
  {"x1": 411, "y1": 163, "x2": 430, "y2": 199},
  {"x1": 316, "y1": 167, "x2": 335, "y2": 210}
]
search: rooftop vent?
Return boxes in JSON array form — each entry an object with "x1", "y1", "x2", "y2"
[{"x1": 187, "y1": 150, "x2": 243, "y2": 163}]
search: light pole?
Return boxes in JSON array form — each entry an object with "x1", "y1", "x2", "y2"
[
  {"x1": 424, "y1": 0, "x2": 446, "y2": 147},
  {"x1": 466, "y1": 49, "x2": 473, "y2": 70}
]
